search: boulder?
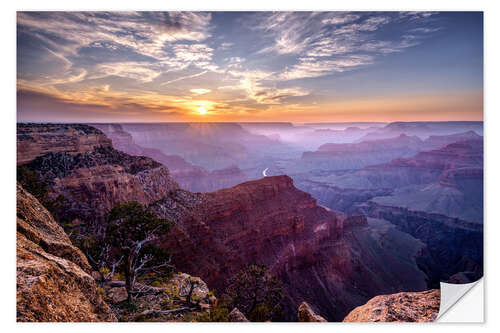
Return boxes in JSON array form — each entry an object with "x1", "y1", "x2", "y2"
[
  {"x1": 229, "y1": 308, "x2": 249, "y2": 322},
  {"x1": 343, "y1": 289, "x2": 440, "y2": 322},
  {"x1": 169, "y1": 273, "x2": 209, "y2": 302},
  {"x1": 108, "y1": 287, "x2": 128, "y2": 304},
  {"x1": 297, "y1": 302, "x2": 327, "y2": 322}
]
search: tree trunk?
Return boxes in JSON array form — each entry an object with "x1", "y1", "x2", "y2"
[
  {"x1": 186, "y1": 283, "x2": 195, "y2": 305},
  {"x1": 124, "y1": 253, "x2": 135, "y2": 302}
]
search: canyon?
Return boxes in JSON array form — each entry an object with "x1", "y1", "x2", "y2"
[
  {"x1": 17, "y1": 123, "x2": 435, "y2": 321},
  {"x1": 16, "y1": 121, "x2": 483, "y2": 322}
]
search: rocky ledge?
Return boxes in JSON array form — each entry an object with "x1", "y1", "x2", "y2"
[
  {"x1": 343, "y1": 289, "x2": 440, "y2": 322},
  {"x1": 16, "y1": 183, "x2": 116, "y2": 322},
  {"x1": 17, "y1": 123, "x2": 112, "y2": 165}
]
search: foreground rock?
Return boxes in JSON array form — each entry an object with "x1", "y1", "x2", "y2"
[
  {"x1": 16, "y1": 183, "x2": 116, "y2": 322},
  {"x1": 297, "y1": 302, "x2": 327, "y2": 322},
  {"x1": 343, "y1": 289, "x2": 440, "y2": 322},
  {"x1": 109, "y1": 273, "x2": 214, "y2": 322},
  {"x1": 228, "y1": 308, "x2": 249, "y2": 322}
]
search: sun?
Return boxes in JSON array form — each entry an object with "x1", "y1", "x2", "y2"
[{"x1": 197, "y1": 106, "x2": 207, "y2": 115}]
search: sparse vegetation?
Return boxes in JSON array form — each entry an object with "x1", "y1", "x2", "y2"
[
  {"x1": 104, "y1": 202, "x2": 173, "y2": 300},
  {"x1": 226, "y1": 264, "x2": 284, "y2": 321}
]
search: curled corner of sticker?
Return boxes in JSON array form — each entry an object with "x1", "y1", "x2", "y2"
[{"x1": 436, "y1": 278, "x2": 484, "y2": 322}]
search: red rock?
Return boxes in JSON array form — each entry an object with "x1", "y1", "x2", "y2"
[
  {"x1": 297, "y1": 302, "x2": 327, "y2": 322},
  {"x1": 17, "y1": 183, "x2": 116, "y2": 322},
  {"x1": 17, "y1": 123, "x2": 112, "y2": 165},
  {"x1": 343, "y1": 289, "x2": 440, "y2": 322}
]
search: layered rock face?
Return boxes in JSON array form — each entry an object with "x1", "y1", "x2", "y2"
[
  {"x1": 153, "y1": 176, "x2": 345, "y2": 305},
  {"x1": 91, "y1": 123, "x2": 248, "y2": 192},
  {"x1": 17, "y1": 123, "x2": 112, "y2": 165},
  {"x1": 117, "y1": 122, "x2": 251, "y2": 171},
  {"x1": 299, "y1": 134, "x2": 424, "y2": 171},
  {"x1": 16, "y1": 183, "x2": 116, "y2": 322},
  {"x1": 18, "y1": 124, "x2": 179, "y2": 227},
  {"x1": 423, "y1": 130, "x2": 482, "y2": 150},
  {"x1": 343, "y1": 289, "x2": 440, "y2": 322},
  {"x1": 155, "y1": 176, "x2": 429, "y2": 321}
]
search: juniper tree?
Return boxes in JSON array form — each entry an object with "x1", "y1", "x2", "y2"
[
  {"x1": 105, "y1": 201, "x2": 173, "y2": 300},
  {"x1": 226, "y1": 264, "x2": 284, "y2": 321}
]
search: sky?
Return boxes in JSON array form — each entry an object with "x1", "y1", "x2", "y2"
[{"x1": 17, "y1": 11, "x2": 483, "y2": 123}]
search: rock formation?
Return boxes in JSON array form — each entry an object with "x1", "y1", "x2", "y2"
[
  {"x1": 228, "y1": 308, "x2": 250, "y2": 322},
  {"x1": 16, "y1": 183, "x2": 116, "y2": 322},
  {"x1": 17, "y1": 123, "x2": 112, "y2": 165},
  {"x1": 343, "y1": 289, "x2": 440, "y2": 322},
  {"x1": 299, "y1": 134, "x2": 424, "y2": 171},
  {"x1": 18, "y1": 124, "x2": 179, "y2": 228},
  {"x1": 297, "y1": 302, "x2": 327, "y2": 322}
]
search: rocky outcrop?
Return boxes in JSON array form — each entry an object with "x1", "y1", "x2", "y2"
[
  {"x1": 17, "y1": 123, "x2": 112, "y2": 165},
  {"x1": 297, "y1": 302, "x2": 327, "y2": 322},
  {"x1": 16, "y1": 183, "x2": 116, "y2": 322},
  {"x1": 109, "y1": 272, "x2": 214, "y2": 322},
  {"x1": 17, "y1": 124, "x2": 179, "y2": 228},
  {"x1": 343, "y1": 289, "x2": 440, "y2": 322},
  {"x1": 229, "y1": 308, "x2": 250, "y2": 322},
  {"x1": 316, "y1": 134, "x2": 423, "y2": 154}
]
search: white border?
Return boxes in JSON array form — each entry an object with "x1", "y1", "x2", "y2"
[{"x1": 3, "y1": 1, "x2": 499, "y2": 332}]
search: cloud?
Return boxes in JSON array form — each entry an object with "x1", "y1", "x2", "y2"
[
  {"x1": 279, "y1": 55, "x2": 374, "y2": 80},
  {"x1": 17, "y1": 11, "x2": 447, "y2": 120},
  {"x1": 17, "y1": 12, "x2": 212, "y2": 60},
  {"x1": 219, "y1": 42, "x2": 234, "y2": 50},
  {"x1": 93, "y1": 62, "x2": 162, "y2": 83},
  {"x1": 190, "y1": 88, "x2": 211, "y2": 95},
  {"x1": 322, "y1": 14, "x2": 360, "y2": 25},
  {"x1": 17, "y1": 12, "x2": 216, "y2": 87},
  {"x1": 248, "y1": 12, "x2": 438, "y2": 81},
  {"x1": 161, "y1": 70, "x2": 208, "y2": 86},
  {"x1": 218, "y1": 67, "x2": 309, "y2": 104},
  {"x1": 173, "y1": 44, "x2": 213, "y2": 63}
]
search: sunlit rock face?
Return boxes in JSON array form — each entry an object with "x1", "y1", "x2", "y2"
[
  {"x1": 343, "y1": 289, "x2": 440, "y2": 322},
  {"x1": 17, "y1": 123, "x2": 112, "y2": 165},
  {"x1": 16, "y1": 183, "x2": 116, "y2": 322}
]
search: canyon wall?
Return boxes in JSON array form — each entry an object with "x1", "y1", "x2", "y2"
[{"x1": 16, "y1": 183, "x2": 116, "y2": 322}]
